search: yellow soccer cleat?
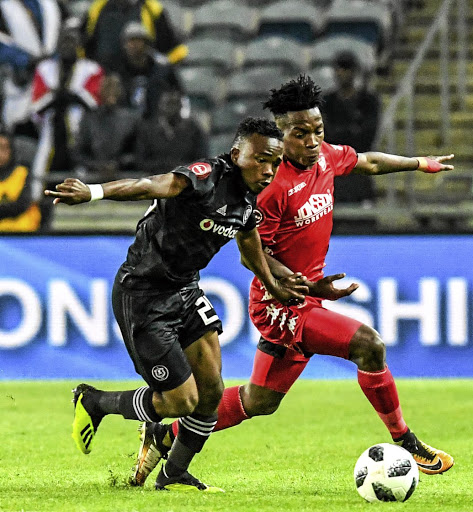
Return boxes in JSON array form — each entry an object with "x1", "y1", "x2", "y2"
[
  {"x1": 396, "y1": 431, "x2": 454, "y2": 475},
  {"x1": 71, "y1": 384, "x2": 103, "y2": 454}
]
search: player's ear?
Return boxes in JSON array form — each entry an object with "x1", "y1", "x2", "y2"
[{"x1": 230, "y1": 146, "x2": 240, "y2": 164}]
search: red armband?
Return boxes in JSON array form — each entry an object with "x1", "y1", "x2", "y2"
[{"x1": 416, "y1": 157, "x2": 443, "y2": 173}]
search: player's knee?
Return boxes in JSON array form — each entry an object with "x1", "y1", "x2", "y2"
[
  {"x1": 195, "y1": 375, "x2": 224, "y2": 413},
  {"x1": 350, "y1": 325, "x2": 386, "y2": 371},
  {"x1": 167, "y1": 392, "x2": 199, "y2": 417},
  {"x1": 243, "y1": 387, "x2": 282, "y2": 417}
]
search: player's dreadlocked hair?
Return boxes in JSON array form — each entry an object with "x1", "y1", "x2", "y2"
[
  {"x1": 232, "y1": 117, "x2": 283, "y2": 147},
  {"x1": 263, "y1": 74, "x2": 323, "y2": 117}
]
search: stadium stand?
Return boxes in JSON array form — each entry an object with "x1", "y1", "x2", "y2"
[
  {"x1": 309, "y1": 35, "x2": 377, "y2": 74},
  {"x1": 190, "y1": 0, "x2": 259, "y2": 42},
  {"x1": 226, "y1": 67, "x2": 293, "y2": 101},
  {"x1": 240, "y1": 36, "x2": 308, "y2": 75},
  {"x1": 182, "y1": 38, "x2": 237, "y2": 74},
  {"x1": 178, "y1": 66, "x2": 224, "y2": 109},
  {"x1": 324, "y1": 0, "x2": 393, "y2": 50},
  {"x1": 256, "y1": 0, "x2": 326, "y2": 43},
  {"x1": 23, "y1": 0, "x2": 472, "y2": 234}
]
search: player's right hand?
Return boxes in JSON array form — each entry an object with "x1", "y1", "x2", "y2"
[
  {"x1": 44, "y1": 178, "x2": 91, "y2": 205},
  {"x1": 273, "y1": 272, "x2": 309, "y2": 306},
  {"x1": 309, "y1": 273, "x2": 359, "y2": 300}
]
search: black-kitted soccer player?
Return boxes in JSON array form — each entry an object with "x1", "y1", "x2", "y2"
[{"x1": 45, "y1": 117, "x2": 308, "y2": 492}]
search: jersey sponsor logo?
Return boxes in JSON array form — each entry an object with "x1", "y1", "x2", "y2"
[
  {"x1": 254, "y1": 208, "x2": 263, "y2": 226},
  {"x1": 243, "y1": 204, "x2": 252, "y2": 225},
  {"x1": 288, "y1": 182, "x2": 307, "y2": 196},
  {"x1": 216, "y1": 204, "x2": 227, "y2": 216},
  {"x1": 200, "y1": 218, "x2": 238, "y2": 238},
  {"x1": 151, "y1": 365, "x2": 169, "y2": 381},
  {"x1": 330, "y1": 144, "x2": 343, "y2": 151},
  {"x1": 294, "y1": 188, "x2": 333, "y2": 226},
  {"x1": 189, "y1": 162, "x2": 212, "y2": 179}
]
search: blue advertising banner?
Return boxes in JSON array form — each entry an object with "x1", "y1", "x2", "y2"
[{"x1": 0, "y1": 235, "x2": 472, "y2": 380}]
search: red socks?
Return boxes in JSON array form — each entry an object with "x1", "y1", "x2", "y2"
[
  {"x1": 357, "y1": 366, "x2": 408, "y2": 439},
  {"x1": 171, "y1": 385, "x2": 249, "y2": 438}
]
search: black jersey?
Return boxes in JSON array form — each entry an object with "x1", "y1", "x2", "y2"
[{"x1": 116, "y1": 154, "x2": 257, "y2": 293}]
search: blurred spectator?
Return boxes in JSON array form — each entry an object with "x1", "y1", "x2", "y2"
[
  {"x1": 0, "y1": 131, "x2": 41, "y2": 231},
  {"x1": 31, "y1": 24, "x2": 104, "y2": 230},
  {"x1": 322, "y1": 51, "x2": 381, "y2": 205},
  {"x1": 0, "y1": 0, "x2": 64, "y2": 138},
  {"x1": 72, "y1": 73, "x2": 140, "y2": 182},
  {"x1": 116, "y1": 21, "x2": 182, "y2": 116},
  {"x1": 81, "y1": 0, "x2": 188, "y2": 73},
  {"x1": 135, "y1": 89, "x2": 208, "y2": 175}
]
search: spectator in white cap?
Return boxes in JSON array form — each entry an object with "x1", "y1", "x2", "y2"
[{"x1": 114, "y1": 20, "x2": 183, "y2": 117}]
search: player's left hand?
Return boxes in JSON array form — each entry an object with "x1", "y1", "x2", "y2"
[
  {"x1": 309, "y1": 273, "x2": 359, "y2": 301},
  {"x1": 44, "y1": 178, "x2": 92, "y2": 205},
  {"x1": 416, "y1": 154, "x2": 454, "y2": 173}
]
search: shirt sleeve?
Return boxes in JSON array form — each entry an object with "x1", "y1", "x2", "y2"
[
  {"x1": 255, "y1": 181, "x2": 285, "y2": 247},
  {"x1": 330, "y1": 144, "x2": 359, "y2": 176},
  {"x1": 172, "y1": 160, "x2": 214, "y2": 197}
]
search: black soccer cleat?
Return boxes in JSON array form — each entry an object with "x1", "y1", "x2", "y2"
[
  {"x1": 155, "y1": 466, "x2": 224, "y2": 492},
  {"x1": 71, "y1": 383, "x2": 104, "y2": 454}
]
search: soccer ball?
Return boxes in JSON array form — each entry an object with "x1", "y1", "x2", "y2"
[{"x1": 354, "y1": 443, "x2": 419, "y2": 502}]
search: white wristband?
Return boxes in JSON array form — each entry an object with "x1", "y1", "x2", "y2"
[{"x1": 87, "y1": 184, "x2": 104, "y2": 201}]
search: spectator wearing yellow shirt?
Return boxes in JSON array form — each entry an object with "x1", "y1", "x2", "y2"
[{"x1": 0, "y1": 132, "x2": 41, "y2": 232}]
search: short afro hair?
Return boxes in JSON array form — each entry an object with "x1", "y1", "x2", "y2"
[
  {"x1": 263, "y1": 74, "x2": 323, "y2": 117},
  {"x1": 232, "y1": 117, "x2": 283, "y2": 146}
]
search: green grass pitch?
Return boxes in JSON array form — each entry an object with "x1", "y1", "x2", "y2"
[{"x1": 0, "y1": 379, "x2": 471, "y2": 512}]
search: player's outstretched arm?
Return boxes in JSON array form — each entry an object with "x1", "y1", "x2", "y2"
[
  {"x1": 236, "y1": 228, "x2": 308, "y2": 305},
  {"x1": 44, "y1": 173, "x2": 190, "y2": 205},
  {"x1": 353, "y1": 152, "x2": 454, "y2": 176}
]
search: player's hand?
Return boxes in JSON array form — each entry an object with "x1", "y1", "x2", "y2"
[
  {"x1": 308, "y1": 273, "x2": 359, "y2": 301},
  {"x1": 279, "y1": 272, "x2": 309, "y2": 305},
  {"x1": 272, "y1": 273, "x2": 308, "y2": 306},
  {"x1": 44, "y1": 178, "x2": 92, "y2": 205},
  {"x1": 416, "y1": 154, "x2": 454, "y2": 173}
]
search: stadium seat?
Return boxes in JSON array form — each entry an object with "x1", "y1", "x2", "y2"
[
  {"x1": 182, "y1": 38, "x2": 237, "y2": 74},
  {"x1": 178, "y1": 66, "x2": 224, "y2": 109},
  {"x1": 309, "y1": 35, "x2": 377, "y2": 74},
  {"x1": 190, "y1": 0, "x2": 258, "y2": 42},
  {"x1": 178, "y1": 0, "x2": 208, "y2": 7},
  {"x1": 241, "y1": 36, "x2": 308, "y2": 75},
  {"x1": 209, "y1": 132, "x2": 235, "y2": 156},
  {"x1": 257, "y1": 0, "x2": 326, "y2": 43},
  {"x1": 212, "y1": 99, "x2": 270, "y2": 134},
  {"x1": 226, "y1": 67, "x2": 292, "y2": 101},
  {"x1": 306, "y1": 65, "x2": 336, "y2": 93},
  {"x1": 324, "y1": 0, "x2": 392, "y2": 50},
  {"x1": 160, "y1": 2, "x2": 192, "y2": 38}
]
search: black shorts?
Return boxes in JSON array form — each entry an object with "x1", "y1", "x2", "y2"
[{"x1": 112, "y1": 280, "x2": 223, "y2": 392}]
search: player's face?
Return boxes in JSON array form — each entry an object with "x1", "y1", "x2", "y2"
[
  {"x1": 280, "y1": 108, "x2": 324, "y2": 169},
  {"x1": 231, "y1": 133, "x2": 283, "y2": 194}
]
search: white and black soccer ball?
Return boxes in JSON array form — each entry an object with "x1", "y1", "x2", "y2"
[{"x1": 354, "y1": 443, "x2": 419, "y2": 503}]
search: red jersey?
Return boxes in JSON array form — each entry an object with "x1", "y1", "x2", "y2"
[
  {"x1": 248, "y1": 141, "x2": 360, "y2": 352},
  {"x1": 254, "y1": 141, "x2": 357, "y2": 282}
]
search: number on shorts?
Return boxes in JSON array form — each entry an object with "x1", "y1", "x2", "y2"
[{"x1": 195, "y1": 296, "x2": 219, "y2": 325}]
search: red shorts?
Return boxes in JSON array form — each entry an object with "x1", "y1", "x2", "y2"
[{"x1": 249, "y1": 298, "x2": 362, "y2": 393}]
